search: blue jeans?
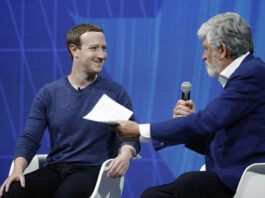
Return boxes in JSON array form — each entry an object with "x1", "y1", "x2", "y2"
[{"x1": 3, "y1": 163, "x2": 100, "y2": 198}]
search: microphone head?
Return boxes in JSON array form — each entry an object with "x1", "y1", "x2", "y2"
[{"x1": 181, "y1": 81, "x2": 192, "y2": 92}]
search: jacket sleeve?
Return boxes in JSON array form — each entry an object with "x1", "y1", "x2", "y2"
[{"x1": 150, "y1": 67, "x2": 264, "y2": 150}]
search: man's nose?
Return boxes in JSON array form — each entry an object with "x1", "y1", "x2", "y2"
[
  {"x1": 202, "y1": 50, "x2": 207, "y2": 60},
  {"x1": 97, "y1": 50, "x2": 107, "y2": 59}
]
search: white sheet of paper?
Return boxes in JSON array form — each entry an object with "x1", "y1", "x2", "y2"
[{"x1": 83, "y1": 94, "x2": 133, "y2": 124}]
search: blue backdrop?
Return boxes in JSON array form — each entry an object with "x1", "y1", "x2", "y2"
[{"x1": 1, "y1": 0, "x2": 265, "y2": 197}]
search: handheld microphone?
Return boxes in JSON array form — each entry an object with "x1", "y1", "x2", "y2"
[{"x1": 181, "y1": 81, "x2": 192, "y2": 101}]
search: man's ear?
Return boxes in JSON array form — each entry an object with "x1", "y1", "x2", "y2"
[
  {"x1": 219, "y1": 43, "x2": 227, "y2": 60},
  {"x1": 69, "y1": 44, "x2": 78, "y2": 59}
]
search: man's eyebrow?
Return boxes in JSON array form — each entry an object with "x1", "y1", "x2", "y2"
[
  {"x1": 88, "y1": 44, "x2": 107, "y2": 46},
  {"x1": 88, "y1": 44, "x2": 99, "y2": 46}
]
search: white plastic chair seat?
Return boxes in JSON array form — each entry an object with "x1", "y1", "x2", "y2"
[{"x1": 9, "y1": 155, "x2": 124, "y2": 198}]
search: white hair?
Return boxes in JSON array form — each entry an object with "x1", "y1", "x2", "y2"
[{"x1": 197, "y1": 12, "x2": 254, "y2": 59}]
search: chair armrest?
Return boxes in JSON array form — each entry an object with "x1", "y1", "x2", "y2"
[{"x1": 90, "y1": 159, "x2": 124, "y2": 198}]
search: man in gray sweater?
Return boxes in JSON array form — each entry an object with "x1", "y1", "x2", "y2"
[{"x1": 0, "y1": 23, "x2": 140, "y2": 198}]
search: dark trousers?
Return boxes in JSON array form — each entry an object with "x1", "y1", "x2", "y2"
[
  {"x1": 141, "y1": 171, "x2": 235, "y2": 198},
  {"x1": 2, "y1": 163, "x2": 100, "y2": 198}
]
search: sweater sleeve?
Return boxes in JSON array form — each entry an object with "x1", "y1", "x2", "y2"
[{"x1": 14, "y1": 87, "x2": 48, "y2": 164}]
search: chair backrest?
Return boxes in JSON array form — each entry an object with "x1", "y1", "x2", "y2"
[
  {"x1": 233, "y1": 163, "x2": 265, "y2": 198},
  {"x1": 9, "y1": 154, "x2": 48, "y2": 176},
  {"x1": 90, "y1": 159, "x2": 124, "y2": 198}
]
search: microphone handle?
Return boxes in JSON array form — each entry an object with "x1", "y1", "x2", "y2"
[{"x1": 182, "y1": 91, "x2": 190, "y2": 101}]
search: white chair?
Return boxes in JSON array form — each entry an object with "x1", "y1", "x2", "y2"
[
  {"x1": 9, "y1": 154, "x2": 124, "y2": 198},
  {"x1": 90, "y1": 159, "x2": 124, "y2": 198},
  {"x1": 233, "y1": 163, "x2": 265, "y2": 198},
  {"x1": 200, "y1": 163, "x2": 265, "y2": 198}
]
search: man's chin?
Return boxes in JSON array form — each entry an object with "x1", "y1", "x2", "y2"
[
  {"x1": 96, "y1": 68, "x2": 103, "y2": 73},
  {"x1": 206, "y1": 68, "x2": 219, "y2": 78},
  {"x1": 92, "y1": 66, "x2": 103, "y2": 73},
  {"x1": 206, "y1": 64, "x2": 220, "y2": 78}
]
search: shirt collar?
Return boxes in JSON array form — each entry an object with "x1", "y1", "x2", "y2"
[{"x1": 218, "y1": 52, "x2": 250, "y2": 87}]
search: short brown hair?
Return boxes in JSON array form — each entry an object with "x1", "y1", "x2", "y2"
[{"x1": 66, "y1": 23, "x2": 103, "y2": 59}]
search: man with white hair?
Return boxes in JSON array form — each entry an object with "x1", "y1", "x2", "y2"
[{"x1": 112, "y1": 12, "x2": 265, "y2": 198}]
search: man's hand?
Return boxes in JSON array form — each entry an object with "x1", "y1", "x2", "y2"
[
  {"x1": 0, "y1": 157, "x2": 27, "y2": 197},
  {"x1": 106, "y1": 145, "x2": 136, "y2": 178},
  {"x1": 0, "y1": 171, "x2": 25, "y2": 197},
  {"x1": 111, "y1": 120, "x2": 140, "y2": 141},
  {"x1": 173, "y1": 99, "x2": 195, "y2": 118}
]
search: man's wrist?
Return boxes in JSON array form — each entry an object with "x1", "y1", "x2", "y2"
[
  {"x1": 120, "y1": 145, "x2": 136, "y2": 159},
  {"x1": 128, "y1": 147, "x2": 136, "y2": 159}
]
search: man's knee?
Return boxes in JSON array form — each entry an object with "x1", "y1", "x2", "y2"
[
  {"x1": 175, "y1": 172, "x2": 199, "y2": 196},
  {"x1": 1, "y1": 182, "x2": 25, "y2": 198},
  {"x1": 174, "y1": 171, "x2": 206, "y2": 196},
  {"x1": 1, "y1": 191, "x2": 11, "y2": 198},
  {"x1": 141, "y1": 187, "x2": 155, "y2": 198},
  {"x1": 175, "y1": 171, "x2": 201, "y2": 187}
]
